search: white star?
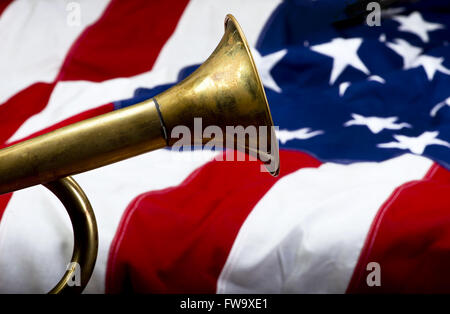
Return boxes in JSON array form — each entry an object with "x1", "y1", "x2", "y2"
[
  {"x1": 386, "y1": 38, "x2": 423, "y2": 69},
  {"x1": 378, "y1": 131, "x2": 450, "y2": 155},
  {"x1": 344, "y1": 113, "x2": 411, "y2": 134},
  {"x1": 393, "y1": 11, "x2": 444, "y2": 43},
  {"x1": 386, "y1": 38, "x2": 450, "y2": 81},
  {"x1": 339, "y1": 81, "x2": 351, "y2": 96},
  {"x1": 252, "y1": 48, "x2": 287, "y2": 93},
  {"x1": 368, "y1": 75, "x2": 386, "y2": 84},
  {"x1": 311, "y1": 38, "x2": 370, "y2": 85},
  {"x1": 410, "y1": 54, "x2": 450, "y2": 81},
  {"x1": 430, "y1": 96, "x2": 450, "y2": 117},
  {"x1": 276, "y1": 128, "x2": 324, "y2": 144}
]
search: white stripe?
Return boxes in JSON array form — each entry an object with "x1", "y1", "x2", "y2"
[
  {"x1": 217, "y1": 154, "x2": 432, "y2": 293},
  {"x1": 151, "y1": 0, "x2": 282, "y2": 82},
  {"x1": 0, "y1": 0, "x2": 110, "y2": 105},
  {"x1": 6, "y1": 72, "x2": 161, "y2": 143},
  {"x1": 7, "y1": 68, "x2": 174, "y2": 143}
]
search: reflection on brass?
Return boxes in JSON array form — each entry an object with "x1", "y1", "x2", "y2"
[{"x1": 0, "y1": 14, "x2": 279, "y2": 293}]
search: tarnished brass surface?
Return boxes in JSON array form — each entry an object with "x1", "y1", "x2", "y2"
[
  {"x1": 44, "y1": 177, "x2": 98, "y2": 294},
  {"x1": 156, "y1": 15, "x2": 279, "y2": 174},
  {"x1": 0, "y1": 14, "x2": 279, "y2": 293}
]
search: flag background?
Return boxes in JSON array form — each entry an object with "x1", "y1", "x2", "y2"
[{"x1": 0, "y1": 0, "x2": 449, "y2": 293}]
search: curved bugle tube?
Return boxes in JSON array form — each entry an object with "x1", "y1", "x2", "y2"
[{"x1": 0, "y1": 15, "x2": 279, "y2": 293}]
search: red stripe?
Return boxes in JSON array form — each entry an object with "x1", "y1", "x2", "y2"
[
  {"x1": 0, "y1": 0, "x2": 13, "y2": 17},
  {"x1": 0, "y1": 82, "x2": 55, "y2": 144},
  {"x1": 105, "y1": 150, "x2": 321, "y2": 293},
  {"x1": 59, "y1": 0, "x2": 189, "y2": 82},
  {"x1": 346, "y1": 164, "x2": 450, "y2": 293},
  {"x1": 0, "y1": 193, "x2": 12, "y2": 222}
]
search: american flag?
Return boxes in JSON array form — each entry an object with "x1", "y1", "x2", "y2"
[{"x1": 0, "y1": 0, "x2": 449, "y2": 293}]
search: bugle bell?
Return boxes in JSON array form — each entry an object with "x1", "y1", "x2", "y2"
[{"x1": 0, "y1": 14, "x2": 279, "y2": 293}]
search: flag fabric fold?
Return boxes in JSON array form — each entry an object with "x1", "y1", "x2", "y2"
[{"x1": 0, "y1": 0, "x2": 449, "y2": 293}]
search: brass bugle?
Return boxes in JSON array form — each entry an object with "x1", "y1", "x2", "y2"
[{"x1": 0, "y1": 14, "x2": 279, "y2": 294}]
